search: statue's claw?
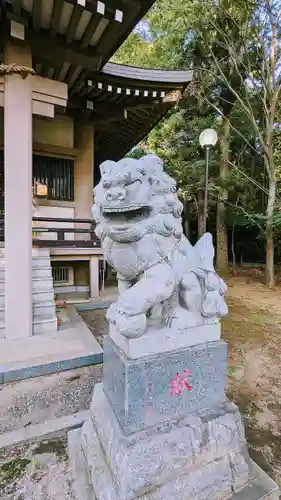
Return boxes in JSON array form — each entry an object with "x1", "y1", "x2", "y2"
[{"x1": 107, "y1": 304, "x2": 146, "y2": 339}]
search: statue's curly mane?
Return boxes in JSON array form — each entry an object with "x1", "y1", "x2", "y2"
[{"x1": 92, "y1": 154, "x2": 183, "y2": 243}]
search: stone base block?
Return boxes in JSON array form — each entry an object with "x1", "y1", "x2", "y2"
[
  {"x1": 110, "y1": 322, "x2": 221, "y2": 359},
  {"x1": 68, "y1": 385, "x2": 280, "y2": 500},
  {"x1": 104, "y1": 337, "x2": 228, "y2": 435}
]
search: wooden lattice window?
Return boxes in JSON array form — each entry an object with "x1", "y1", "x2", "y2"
[
  {"x1": 33, "y1": 155, "x2": 74, "y2": 201},
  {"x1": 0, "y1": 151, "x2": 75, "y2": 203},
  {"x1": 52, "y1": 266, "x2": 74, "y2": 286}
]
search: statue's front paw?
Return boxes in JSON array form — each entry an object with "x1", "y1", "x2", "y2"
[
  {"x1": 119, "y1": 313, "x2": 147, "y2": 339},
  {"x1": 107, "y1": 303, "x2": 118, "y2": 324},
  {"x1": 107, "y1": 304, "x2": 147, "y2": 339}
]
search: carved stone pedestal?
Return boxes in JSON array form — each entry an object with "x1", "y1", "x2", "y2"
[{"x1": 68, "y1": 331, "x2": 280, "y2": 500}]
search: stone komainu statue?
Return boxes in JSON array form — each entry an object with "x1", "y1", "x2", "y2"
[{"x1": 92, "y1": 154, "x2": 228, "y2": 339}]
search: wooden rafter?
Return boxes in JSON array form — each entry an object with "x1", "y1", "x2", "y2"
[
  {"x1": 66, "y1": 4, "x2": 83, "y2": 44},
  {"x1": 32, "y1": 0, "x2": 43, "y2": 31},
  {"x1": 50, "y1": 0, "x2": 65, "y2": 38},
  {"x1": 81, "y1": 13, "x2": 103, "y2": 49},
  {"x1": 26, "y1": 29, "x2": 102, "y2": 72},
  {"x1": 63, "y1": 0, "x2": 126, "y2": 16}
]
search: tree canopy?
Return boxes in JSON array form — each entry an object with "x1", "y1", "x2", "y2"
[{"x1": 112, "y1": 0, "x2": 281, "y2": 285}]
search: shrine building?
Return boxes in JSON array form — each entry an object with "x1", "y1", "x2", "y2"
[{"x1": 0, "y1": 0, "x2": 192, "y2": 378}]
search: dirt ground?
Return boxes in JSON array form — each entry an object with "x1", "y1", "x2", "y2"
[{"x1": 223, "y1": 274, "x2": 281, "y2": 486}]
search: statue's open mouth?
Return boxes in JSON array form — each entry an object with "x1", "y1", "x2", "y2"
[{"x1": 102, "y1": 205, "x2": 151, "y2": 226}]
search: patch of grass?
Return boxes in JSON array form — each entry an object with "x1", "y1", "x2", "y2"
[
  {"x1": 247, "y1": 426, "x2": 281, "y2": 479},
  {"x1": 0, "y1": 457, "x2": 30, "y2": 492},
  {"x1": 33, "y1": 438, "x2": 67, "y2": 461},
  {"x1": 227, "y1": 388, "x2": 281, "y2": 485}
]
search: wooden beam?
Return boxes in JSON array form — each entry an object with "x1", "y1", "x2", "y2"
[
  {"x1": 67, "y1": 65, "x2": 83, "y2": 89},
  {"x1": 32, "y1": 240, "x2": 100, "y2": 248},
  {"x1": 81, "y1": 13, "x2": 103, "y2": 49},
  {"x1": 63, "y1": 0, "x2": 126, "y2": 16},
  {"x1": 94, "y1": 109, "x2": 127, "y2": 124},
  {"x1": 33, "y1": 142, "x2": 78, "y2": 159},
  {"x1": 68, "y1": 98, "x2": 161, "y2": 116},
  {"x1": 66, "y1": 4, "x2": 83, "y2": 44},
  {"x1": 81, "y1": 109, "x2": 93, "y2": 123},
  {"x1": 67, "y1": 102, "x2": 129, "y2": 125},
  {"x1": 117, "y1": 107, "x2": 170, "y2": 160},
  {"x1": 50, "y1": 0, "x2": 65, "y2": 38},
  {"x1": 94, "y1": 120, "x2": 124, "y2": 132},
  {"x1": 27, "y1": 29, "x2": 102, "y2": 72},
  {"x1": 95, "y1": 1, "x2": 154, "y2": 63},
  {"x1": 68, "y1": 70, "x2": 86, "y2": 96},
  {"x1": 10, "y1": 0, "x2": 22, "y2": 16},
  {"x1": 33, "y1": 0, "x2": 43, "y2": 31}
]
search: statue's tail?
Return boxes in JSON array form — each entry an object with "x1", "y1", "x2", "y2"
[
  {"x1": 179, "y1": 232, "x2": 215, "y2": 270},
  {"x1": 193, "y1": 232, "x2": 215, "y2": 271},
  {"x1": 191, "y1": 233, "x2": 228, "y2": 318}
]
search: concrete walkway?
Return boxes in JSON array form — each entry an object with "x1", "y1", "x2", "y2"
[{"x1": 0, "y1": 306, "x2": 102, "y2": 383}]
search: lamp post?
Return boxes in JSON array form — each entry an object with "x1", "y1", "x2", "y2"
[{"x1": 199, "y1": 128, "x2": 218, "y2": 234}]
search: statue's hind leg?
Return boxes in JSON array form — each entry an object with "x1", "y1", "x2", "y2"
[{"x1": 107, "y1": 261, "x2": 176, "y2": 339}]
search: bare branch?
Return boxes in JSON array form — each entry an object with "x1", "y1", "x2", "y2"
[{"x1": 225, "y1": 200, "x2": 265, "y2": 233}]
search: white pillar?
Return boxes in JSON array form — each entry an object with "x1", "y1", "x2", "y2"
[
  {"x1": 74, "y1": 122, "x2": 94, "y2": 240},
  {"x1": 90, "y1": 257, "x2": 99, "y2": 299},
  {"x1": 4, "y1": 43, "x2": 33, "y2": 339}
]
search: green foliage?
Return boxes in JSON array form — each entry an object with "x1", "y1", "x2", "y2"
[{"x1": 113, "y1": 0, "x2": 281, "y2": 263}]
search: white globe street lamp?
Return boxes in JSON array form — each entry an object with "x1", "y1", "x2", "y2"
[
  {"x1": 199, "y1": 128, "x2": 218, "y2": 149},
  {"x1": 199, "y1": 128, "x2": 218, "y2": 234}
]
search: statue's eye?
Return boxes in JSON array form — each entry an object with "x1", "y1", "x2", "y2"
[{"x1": 103, "y1": 181, "x2": 111, "y2": 189}]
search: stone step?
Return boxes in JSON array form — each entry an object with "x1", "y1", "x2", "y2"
[
  {"x1": 0, "y1": 259, "x2": 52, "y2": 269},
  {"x1": 0, "y1": 248, "x2": 50, "y2": 258},
  {"x1": 32, "y1": 291, "x2": 55, "y2": 303},
  {"x1": 34, "y1": 259, "x2": 52, "y2": 268},
  {"x1": 0, "y1": 247, "x2": 57, "y2": 336},
  {"x1": 0, "y1": 318, "x2": 58, "y2": 336},
  {"x1": 0, "y1": 303, "x2": 56, "y2": 322},
  {"x1": 32, "y1": 248, "x2": 51, "y2": 258},
  {"x1": 33, "y1": 309, "x2": 57, "y2": 322},
  {"x1": 0, "y1": 267, "x2": 53, "y2": 280},
  {"x1": 33, "y1": 280, "x2": 54, "y2": 289},
  {"x1": 0, "y1": 278, "x2": 54, "y2": 293},
  {"x1": 32, "y1": 268, "x2": 53, "y2": 279},
  {"x1": 0, "y1": 290, "x2": 55, "y2": 307},
  {"x1": 33, "y1": 318, "x2": 58, "y2": 335}
]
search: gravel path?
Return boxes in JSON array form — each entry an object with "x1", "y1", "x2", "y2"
[
  {"x1": 0, "y1": 307, "x2": 111, "y2": 497},
  {"x1": 1, "y1": 437, "x2": 74, "y2": 500},
  {"x1": 79, "y1": 308, "x2": 108, "y2": 347},
  {"x1": 0, "y1": 308, "x2": 109, "y2": 434},
  {"x1": 0, "y1": 365, "x2": 102, "y2": 434}
]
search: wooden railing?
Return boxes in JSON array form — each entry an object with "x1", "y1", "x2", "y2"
[
  {"x1": 32, "y1": 217, "x2": 100, "y2": 248},
  {"x1": 0, "y1": 216, "x2": 100, "y2": 248}
]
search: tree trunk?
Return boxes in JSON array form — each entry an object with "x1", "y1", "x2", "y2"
[
  {"x1": 265, "y1": 174, "x2": 276, "y2": 287},
  {"x1": 216, "y1": 118, "x2": 230, "y2": 270},
  {"x1": 183, "y1": 199, "x2": 190, "y2": 238},
  {"x1": 197, "y1": 191, "x2": 205, "y2": 238},
  {"x1": 231, "y1": 224, "x2": 236, "y2": 275},
  {"x1": 216, "y1": 201, "x2": 228, "y2": 269}
]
